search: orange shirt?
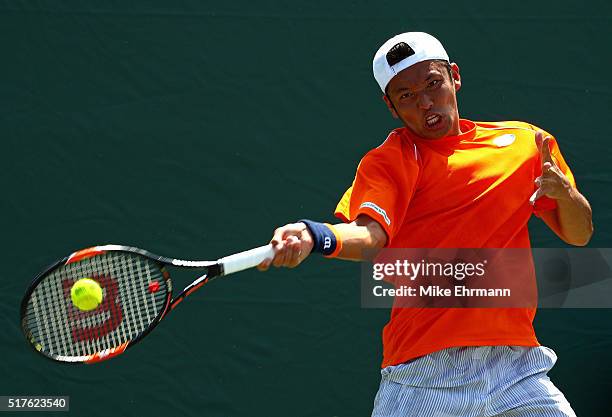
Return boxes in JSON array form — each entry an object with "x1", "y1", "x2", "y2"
[{"x1": 334, "y1": 119, "x2": 576, "y2": 367}]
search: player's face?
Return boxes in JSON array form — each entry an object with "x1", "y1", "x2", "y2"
[{"x1": 384, "y1": 60, "x2": 461, "y2": 139}]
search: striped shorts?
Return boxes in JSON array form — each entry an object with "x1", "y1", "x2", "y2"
[{"x1": 371, "y1": 346, "x2": 577, "y2": 417}]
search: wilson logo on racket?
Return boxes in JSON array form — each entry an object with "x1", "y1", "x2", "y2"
[{"x1": 61, "y1": 275, "x2": 123, "y2": 343}]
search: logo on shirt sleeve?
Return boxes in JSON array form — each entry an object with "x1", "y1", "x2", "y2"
[
  {"x1": 360, "y1": 202, "x2": 391, "y2": 226},
  {"x1": 493, "y1": 134, "x2": 516, "y2": 147}
]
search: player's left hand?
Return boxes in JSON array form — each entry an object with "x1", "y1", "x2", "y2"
[{"x1": 529, "y1": 131, "x2": 574, "y2": 204}]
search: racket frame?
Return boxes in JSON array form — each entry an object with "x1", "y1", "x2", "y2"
[{"x1": 21, "y1": 245, "x2": 227, "y2": 364}]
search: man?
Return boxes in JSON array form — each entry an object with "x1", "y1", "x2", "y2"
[{"x1": 258, "y1": 32, "x2": 593, "y2": 416}]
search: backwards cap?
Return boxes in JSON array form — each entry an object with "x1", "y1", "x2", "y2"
[{"x1": 373, "y1": 32, "x2": 449, "y2": 93}]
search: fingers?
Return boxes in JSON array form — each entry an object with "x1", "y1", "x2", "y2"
[
  {"x1": 284, "y1": 235, "x2": 302, "y2": 268},
  {"x1": 530, "y1": 169, "x2": 547, "y2": 204},
  {"x1": 536, "y1": 131, "x2": 554, "y2": 165},
  {"x1": 272, "y1": 238, "x2": 291, "y2": 267},
  {"x1": 541, "y1": 137, "x2": 554, "y2": 164},
  {"x1": 258, "y1": 223, "x2": 309, "y2": 271},
  {"x1": 270, "y1": 223, "x2": 306, "y2": 246},
  {"x1": 537, "y1": 162, "x2": 562, "y2": 186},
  {"x1": 530, "y1": 131, "x2": 571, "y2": 204},
  {"x1": 257, "y1": 253, "x2": 273, "y2": 271},
  {"x1": 270, "y1": 228, "x2": 287, "y2": 250},
  {"x1": 535, "y1": 130, "x2": 543, "y2": 150},
  {"x1": 530, "y1": 131, "x2": 557, "y2": 207},
  {"x1": 529, "y1": 187, "x2": 544, "y2": 205},
  {"x1": 257, "y1": 238, "x2": 280, "y2": 271},
  {"x1": 530, "y1": 175, "x2": 557, "y2": 204}
]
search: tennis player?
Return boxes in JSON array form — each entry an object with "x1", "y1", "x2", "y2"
[{"x1": 259, "y1": 32, "x2": 593, "y2": 416}]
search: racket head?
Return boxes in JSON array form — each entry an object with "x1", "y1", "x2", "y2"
[{"x1": 21, "y1": 245, "x2": 173, "y2": 364}]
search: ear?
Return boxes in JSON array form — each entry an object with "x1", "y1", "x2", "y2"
[
  {"x1": 382, "y1": 94, "x2": 399, "y2": 119},
  {"x1": 450, "y1": 62, "x2": 461, "y2": 92}
]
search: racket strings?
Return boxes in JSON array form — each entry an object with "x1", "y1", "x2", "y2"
[{"x1": 23, "y1": 252, "x2": 168, "y2": 361}]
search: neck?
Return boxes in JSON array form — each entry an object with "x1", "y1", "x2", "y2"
[{"x1": 448, "y1": 115, "x2": 461, "y2": 136}]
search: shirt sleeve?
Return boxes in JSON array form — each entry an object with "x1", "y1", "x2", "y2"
[
  {"x1": 530, "y1": 125, "x2": 577, "y2": 216},
  {"x1": 334, "y1": 139, "x2": 420, "y2": 243}
]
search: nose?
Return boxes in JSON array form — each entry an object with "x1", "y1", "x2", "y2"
[{"x1": 418, "y1": 93, "x2": 433, "y2": 110}]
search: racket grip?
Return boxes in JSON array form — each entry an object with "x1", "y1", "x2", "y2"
[{"x1": 219, "y1": 244, "x2": 275, "y2": 275}]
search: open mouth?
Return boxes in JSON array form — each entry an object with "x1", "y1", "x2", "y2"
[{"x1": 424, "y1": 113, "x2": 443, "y2": 130}]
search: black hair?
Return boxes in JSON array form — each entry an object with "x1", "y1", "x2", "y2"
[{"x1": 385, "y1": 42, "x2": 415, "y2": 66}]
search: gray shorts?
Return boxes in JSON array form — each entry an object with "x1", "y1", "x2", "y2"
[{"x1": 372, "y1": 346, "x2": 576, "y2": 417}]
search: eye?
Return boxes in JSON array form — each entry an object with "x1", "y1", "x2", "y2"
[
  {"x1": 399, "y1": 91, "x2": 415, "y2": 100},
  {"x1": 428, "y1": 79, "x2": 441, "y2": 88}
]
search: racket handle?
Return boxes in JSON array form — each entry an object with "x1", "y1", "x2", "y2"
[{"x1": 219, "y1": 244, "x2": 275, "y2": 275}]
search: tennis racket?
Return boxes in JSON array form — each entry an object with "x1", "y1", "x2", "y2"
[{"x1": 20, "y1": 244, "x2": 274, "y2": 364}]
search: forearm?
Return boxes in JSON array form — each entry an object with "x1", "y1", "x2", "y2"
[
  {"x1": 555, "y1": 188, "x2": 593, "y2": 246},
  {"x1": 258, "y1": 215, "x2": 387, "y2": 270},
  {"x1": 332, "y1": 220, "x2": 387, "y2": 261}
]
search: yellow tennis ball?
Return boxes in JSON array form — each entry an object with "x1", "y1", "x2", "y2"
[{"x1": 71, "y1": 278, "x2": 103, "y2": 311}]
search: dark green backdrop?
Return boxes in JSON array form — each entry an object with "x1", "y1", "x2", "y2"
[{"x1": 1, "y1": 1, "x2": 611, "y2": 416}]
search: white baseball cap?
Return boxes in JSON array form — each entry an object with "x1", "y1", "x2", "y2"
[{"x1": 373, "y1": 32, "x2": 449, "y2": 93}]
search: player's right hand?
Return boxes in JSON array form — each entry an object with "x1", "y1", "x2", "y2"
[{"x1": 257, "y1": 222, "x2": 314, "y2": 271}]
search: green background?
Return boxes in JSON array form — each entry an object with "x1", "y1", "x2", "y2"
[{"x1": 1, "y1": 1, "x2": 611, "y2": 416}]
